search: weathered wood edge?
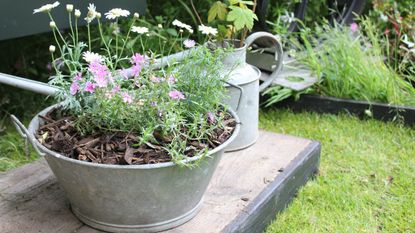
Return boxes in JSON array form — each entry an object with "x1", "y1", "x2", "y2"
[
  {"x1": 221, "y1": 141, "x2": 321, "y2": 233},
  {"x1": 265, "y1": 94, "x2": 415, "y2": 126}
]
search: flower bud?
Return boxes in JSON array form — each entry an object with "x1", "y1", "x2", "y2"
[
  {"x1": 49, "y1": 45, "x2": 56, "y2": 53},
  {"x1": 179, "y1": 29, "x2": 184, "y2": 33},
  {"x1": 66, "y1": 4, "x2": 73, "y2": 12},
  {"x1": 49, "y1": 21, "x2": 56, "y2": 28},
  {"x1": 133, "y1": 13, "x2": 139, "y2": 19},
  {"x1": 158, "y1": 24, "x2": 163, "y2": 29},
  {"x1": 74, "y1": 9, "x2": 81, "y2": 18},
  {"x1": 96, "y1": 12, "x2": 101, "y2": 19}
]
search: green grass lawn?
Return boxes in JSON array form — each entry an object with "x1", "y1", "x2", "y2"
[
  {"x1": 261, "y1": 109, "x2": 415, "y2": 233},
  {"x1": 1, "y1": 108, "x2": 414, "y2": 232}
]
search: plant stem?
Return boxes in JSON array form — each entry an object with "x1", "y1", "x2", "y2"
[
  {"x1": 98, "y1": 18, "x2": 114, "y2": 69},
  {"x1": 87, "y1": 23, "x2": 92, "y2": 51},
  {"x1": 116, "y1": 18, "x2": 137, "y2": 68},
  {"x1": 190, "y1": 0, "x2": 203, "y2": 25}
]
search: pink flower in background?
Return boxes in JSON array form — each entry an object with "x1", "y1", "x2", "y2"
[
  {"x1": 74, "y1": 72, "x2": 82, "y2": 81},
  {"x1": 131, "y1": 53, "x2": 145, "y2": 65},
  {"x1": 112, "y1": 85, "x2": 120, "y2": 93},
  {"x1": 130, "y1": 53, "x2": 147, "y2": 77},
  {"x1": 94, "y1": 76, "x2": 108, "y2": 88},
  {"x1": 207, "y1": 112, "x2": 215, "y2": 124},
  {"x1": 183, "y1": 39, "x2": 196, "y2": 48},
  {"x1": 88, "y1": 61, "x2": 109, "y2": 88},
  {"x1": 131, "y1": 65, "x2": 142, "y2": 77},
  {"x1": 85, "y1": 81, "x2": 95, "y2": 93},
  {"x1": 168, "y1": 90, "x2": 185, "y2": 100},
  {"x1": 150, "y1": 76, "x2": 162, "y2": 83},
  {"x1": 350, "y1": 23, "x2": 358, "y2": 32},
  {"x1": 121, "y1": 92, "x2": 133, "y2": 103},
  {"x1": 168, "y1": 75, "x2": 176, "y2": 84},
  {"x1": 70, "y1": 82, "x2": 79, "y2": 95}
]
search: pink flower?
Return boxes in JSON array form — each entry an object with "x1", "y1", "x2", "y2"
[
  {"x1": 106, "y1": 85, "x2": 120, "y2": 99},
  {"x1": 207, "y1": 112, "x2": 215, "y2": 124},
  {"x1": 150, "y1": 76, "x2": 162, "y2": 83},
  {"x1": 121, "y1": 92, "x2": 133, "y2": 103},
  {"x1": 85, "y1": 81, "x2": 95, "y2": 93},
  {"x1": 183, "y1": 39, "x2": 196, "y2": 48},
  {"x1": 168, "y1": 90, "x2": 185, "y2": 100},
  {"x1": 88, "y1": 61, "x2": 109, "y2": 88},
  {"x1": 350, "y1": 23, "x2": 358, "y2": 32},
  {"x1": 168, "y1": 75, "x2": 176, "y2": 84},
  {"x1": 112, "y1": 85, "x2": 120, "y2": 93},
  {"x1": 131, "y1": 53, "x2": 145, "y2": 65},
  {"x1": 131, "y1": 64, "x2": 142, "y2": 77},
  {"x1": 74, "y1": 73, "x2": 82, "y2": 81},
  {"x1": 70, "y1": 82, "x2": 79, "y2": 95}
]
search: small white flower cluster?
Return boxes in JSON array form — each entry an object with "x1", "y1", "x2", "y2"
[
  {"x1": 82, "y1": 51, "x2": 104, "y2": 63},
  {"x1": 172, "y1": 20, "x2": 193, "y2": 34},
  {"x1": 198, "y1": 24, "x2": 218, "y2": 36},
  {"x1": 131, "y1": 26, "x2": 149, "y2": 34},
  {"x1": 33, "y1": 1, "x2": 60, "y2": 14},
  {"x1": 105, "y1": 8, "x2": 130, "y2": 20}
]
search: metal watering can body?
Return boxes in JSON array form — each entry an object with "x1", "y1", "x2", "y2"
[{"x1": 224, "y1": 32, "x2": 283, "y2": 151}]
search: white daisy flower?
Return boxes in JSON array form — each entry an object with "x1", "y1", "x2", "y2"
[
  {"x1": 82, "y1": 51, "x2": 104, "y2": 63},
  {"x1": 33, "y1": 1, "x2": 60, "y2": 14},
  {"x1": 85, "y1": 3, "x2": 97, "y2": 23},
  {"x1": 131, "y1": 26, "x2": 149, "y2": 34},
  {"x1": 198, "y1": 24, "x2": 218, "y2": 36},
  {"x1": 172, "y1": 19, "x2": 193, "y2": 33},
  {"x1": 105, "y1": 8, "x2": 130, "y2": 20}
]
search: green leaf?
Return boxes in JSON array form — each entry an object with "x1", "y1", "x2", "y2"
[
  {"x1": 229, "y1": 0, "x2": 254, "y2": 6},
  {"x1": 227, "y1": 6, "x2": 258, "y2": 31},
  {"x1": 208, "y1": 1, "x2": 228, "y2": 22}
]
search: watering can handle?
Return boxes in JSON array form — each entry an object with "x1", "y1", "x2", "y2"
[
  {"x1": 245, "y1": 32, "x2": 284, "y2": 92},
  {"x1": 224, "y1": 81, "x2": 244, "y2": 111},
  {"x1": 10, "y1": 115, "x2": 46, "y2": 157}
]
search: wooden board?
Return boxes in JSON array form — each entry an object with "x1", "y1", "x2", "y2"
[{"x1": 0, "y1": 130, "x2": 320, "y2": 233}]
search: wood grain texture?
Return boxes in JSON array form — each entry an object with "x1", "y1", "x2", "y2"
[{"x1": 0, "y1": 130, "x2": 319, "y2": 233}]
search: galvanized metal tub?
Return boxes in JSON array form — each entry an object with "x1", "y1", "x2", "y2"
[{"x1": 12, "y1": 104, "x2": 240, "y2": 233}]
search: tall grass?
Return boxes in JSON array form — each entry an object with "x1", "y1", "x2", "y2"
[{"x1": 292, "y1": 18, "x2": 415, "y2": 106}]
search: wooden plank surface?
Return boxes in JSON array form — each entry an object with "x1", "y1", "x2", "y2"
[{"x1": 0, "y1": 130, "x2": 320, "y2": 233}]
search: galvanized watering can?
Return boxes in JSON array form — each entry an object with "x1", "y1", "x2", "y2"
[{"x1": 223, "y1": 32, "x2": 283, "y2": 151}]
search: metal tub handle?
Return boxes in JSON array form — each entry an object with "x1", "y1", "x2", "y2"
[
  {"x1": 245, "y1": 31, "x2": 284, "y2": 92},
  {"x1": 10, "y1": 115, "x2": 45, "y2": 157}
]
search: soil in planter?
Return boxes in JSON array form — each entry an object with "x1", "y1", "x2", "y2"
[{"x1": 36, "y1": 108, "x2": 236, "y2": 165}]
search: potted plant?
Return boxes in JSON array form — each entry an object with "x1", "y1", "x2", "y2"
[{"x1": 11, "y1": 2, "x2": 239, "y2": 232}]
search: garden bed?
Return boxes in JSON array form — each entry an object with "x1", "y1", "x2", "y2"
[{"x1": 267, "y1": 94, "x2": 415, "y2": 126}]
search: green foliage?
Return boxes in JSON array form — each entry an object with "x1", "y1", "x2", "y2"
[
  {"x1": 369, "y1": 0, "x2": 415, "y2": 77},
  {"x1": 208, "y1": 1, "x2": 228, "y2": 22},
  {"x1": 227, "y1": 5, "x2": 257, "y2": 31},
  {"x1": 289, "y1": 18, "x2": 415, "y2": 106},
  {"x1": 261, "y1": 109, "x2": 415, "y2": 232},
  {"x1": 207, "y1": 0, "x2": 257, "y2": 43}
]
